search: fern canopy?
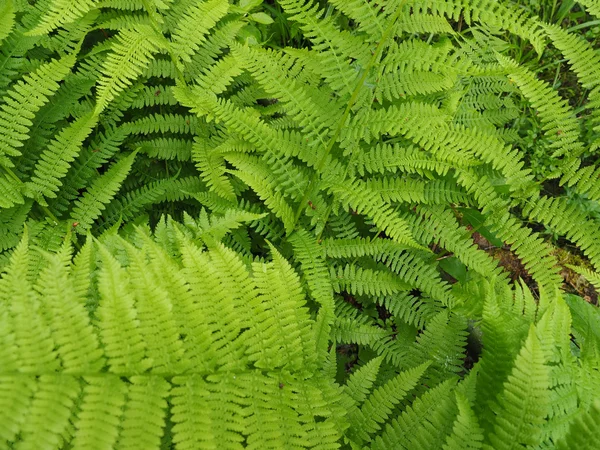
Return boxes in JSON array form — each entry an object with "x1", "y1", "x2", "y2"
[{"x1": 1, "y1": 0, "x2": 600, "y2": 448}]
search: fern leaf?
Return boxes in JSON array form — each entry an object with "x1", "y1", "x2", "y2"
[
  {"x1": 13, "y1": 375, "x2": 81, "y2": 449},
  {"x1": 247, "y1": 244, "x2": 316, "y2": 372},
  {"x1": 71, "y1": 375, "x2": 127, "y2": 448},
  {"x1": 343, "y1": 356, "x2": 383, "y2": 407},
  {"x1": 124, "y1": 241, "x2": 187, "y2": 374},
  {"x1": 170, "y1": 0, "x2": 229, "y2": 64},
  {"x1": 556, "y1": 400, "x2": 600, "y2": 450},
  {"x1": 575, "y1": 0, "x2": 600, "y2": 18},
  {"x1": 114, "y1": 376, "x2": 171, "y2": 449},
  {"x1": 25, "y1": 112, "x2": 99, "y2": 205},
  {"x1": 70, "y1": 151, "x2": 137, "y2": 233},
  {"x1": 27, "y1": 0, "x2": 99, "y2": 36},
  {"x1": 0, "y1": 231, "x2": 59, "y2": 373},
  {"x1": 35, "y1": 244, "x2": 105, "y2": 373},
  {"x1": 329, "y1": 178, "x2": 422, "y2": 249},
  {"x1": 95, "y1": 246, "x2": 150, "y2": 374},
  {"x1": 484, "y1": 326, "x2": 550, "y2": 449},
  {"x1": 326, "y1": 0, "x2": 385, "y2": 41},
  {"x1": 443, "y1": 392, "x2": 484, "y2": 450},
  {"x1": 95, "y1": 26, "x2": 166, "y2": 112},
  {"x1": 192, "y1": 135, "x2": 236, "y2": 201},
  {"x1": 371, "y1": 379, "x2": 458, "y2": 450},
  {"x1": 229, "y1": 167, "x2": 296, "y2": 235},
  {"x1": 289, "y1": 229, "x2": 335, "y2": 363},
  {"x1": 0, "y1": 54, "x2": 76, "y2": 168},
  {"x1": 0, "y1": 0, "x2": 15, "y2": 44},
  {"x1": 348, "y1": 362, "x2": 430, "y2": 444},
  {"x1": 330, "y1": 264, "x2": 410, "y2": 297},
  {"x1": 500, "y1": 55, "x2": 584, "y2": 161}
]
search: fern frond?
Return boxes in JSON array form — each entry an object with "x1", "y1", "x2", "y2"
[
  {"x1": 169, "y1": 0, "x2": 228, "y2": 65},
  {"x1": 443, "y1": 392, "x2": 484, "y2": 450},
  {"x1": 24, "y1": 112, "x2": 99, "y2": 205},
  {"x1": 499, "y1": 55, "x2": 584, "y2": 162},
  {"x1": 232, "y1": 43, "x2": 342, "y2": 140},
  {"x1": 48, "y1": 127, "x2": 129, "y2": 214},
  {"x1": 70, "y1": 151, "x2": 137, "y2": 233},
  {"x1": 484, "y1": 326, "x2": 550, "y2": 449},
  {"x1": 329, "y1": 178, "x2": 421, "y2": 249},
  {"x1": 27, "y1": 0, "x2": 99, "y2": 36},
  {"x1": 523, "y1": 195, "x2": 600, "y2": 270},
  {"x1": 574, "y1": 0, "x2": 600, "y2": 18},
  {"x1": 343, "y1": 356, "x2": 383, "y2": 407},
  {"x1": 95, "y1": 245, "x2": 150, "y2": 374},
  {"x1": 0, "y1": 0, "x2": 15, "y2": 44},
  {"x1": 0, "y1": 203, "x2": 30, "y2": 251},
  {"x1": 326, "y1": 0, "x2": 385, "y2": 42},
  {"x1": 371, "y1": 379, "x2": 458, "y2": 450},
  {"x1": 0, "y1": 54, "x2": 76, "y2": 168},
  {"x1": 95, "y1": 26, "x2": 166, "y2": 112},
  {"x1": 556, "y1": 400, "x2": 600, "y2": 450},
  {"x1": 229, "y1": 165, "x2": 296, "y2": 235},
  {"x1": 289, "y1": 229, "x2": 335, "y2": 362},
  {"x1": 403, "y1": 311, "x2": 468, "y2": 382},
  {"x1": 347, "y1": 362, "x2": 430, "y2": 445},
  {"x1": 185, "y1": 208, "x2": 265, "y2": 243},
  {"x1": 544, "y1": 24, "x2": 600, "y2": 152},
  {"x1": 331, "y1": 264, "x2": 410, "y2": 297}
]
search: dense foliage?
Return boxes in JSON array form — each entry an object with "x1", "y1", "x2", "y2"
[{"x1": 1, "y1": 0, "x2": 600, "y2": 448}]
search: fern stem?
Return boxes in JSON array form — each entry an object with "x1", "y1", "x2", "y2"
[{"x1": 291, "y1": 0, "x2": 407, "y2": 233}]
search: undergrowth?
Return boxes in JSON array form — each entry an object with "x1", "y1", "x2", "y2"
[{"x1": 1, "y1": 0, "x2": 600, "y2": 448}]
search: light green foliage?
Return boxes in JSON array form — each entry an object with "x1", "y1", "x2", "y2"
[
  {"x1": 0, "y1": 223, "x2": 345, "y2": 448},
  {"x1": 1, "y1": 0, "x2": 600, "y2": 448}
]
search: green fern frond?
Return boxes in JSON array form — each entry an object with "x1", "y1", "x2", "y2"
[
  {"x1": 325, "y1": 0, "x2": 385, "y2": 42},
  {"x1": 544, "y1": 24, "x2": 600, "y2": 152},
  {"x1": 0, "y1": 0, "x2": 15, "y2": 44},
  {"x1": 184, "y1": 208, "x2": 265, "y2": 243},
  {"x1": 351, "y1": 143, "x2": 478, "y2": 178},
  {"x1": 95, "y1": 26, "x2": 166, "y2": 112},
  {"x1": 343, "y1": 356, "x2": 383, "y2": 407},
  {"x1": 123, "y1": 113, "x2": 199, "y2": 135},
  {"x1": 276, "y1": 0, "x2": 371, "y2": 100},
  {"x1": 556, "y1": 400, "x2": 600, "y2": 450},
  {"x1": 523, "y1": 195, "x2": 600, "y2": 270},
  {"x1": 403, "y1": 311, "x2": 468, "y2": 382},
  {"x1": 499, "y1": 55, "x2": 584, "y2": 162},
  {"x1": 192, "y1": 136, "x2": 245, "y2": 200},
  {"x1": 229, "y1": 166, "x2": 296, "y2": 235},
  {"x1": 331, "y1": 264, "x2": 410, "y2": 297},
  {"x1": 232, "y1": 43, "x2": 342, "y2": 140},
  {"x1": 169, "y1": 0, "x2": 229, "y2": 65},
  {"x1": 574, "y1": 0, "x2": 600, "y2": 18},
  {"x1": 0, "y1": 54, "x2": 76, "y2": 168},
  {"x1": 24, "y1": 112, "x2": 99, "y2": 205},
  {"x1": 484, "y1": 326, "x2": 550, "y2": 449},
  {"x1": 443, "y1": 392, "x2": 484, "y2": 450},
  {"x1": 0, "y1": 174, "x2": 24, "y2": 208},
  {"x1": 329, "y1": 178, "x2": 421, "y2": 249},
  {"x1": 347, "y1": 362, "x2": 430, "y2": 445},
  {"x1": 35, "y1": 243, "x2": 105, "y2": 372},
  {"x1": 371, "y1": 379, "x2": 458, "y2": 450},
  {"x1": 48, "y1": 127, "x2": 129, "y2": 214},
  {"x1": 27, "y1": 0, "x2": 99, "y2": 35},
  {"x1": 289, "y1": 229, "x2": 335, "y2": 362},
  {"x1": 137, "y1": 137, "x2": 192, "y2": 161},
  {"x1": 70, "y1": 151, "x2": 138, "y2": 233}
]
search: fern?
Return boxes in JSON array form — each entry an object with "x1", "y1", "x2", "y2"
[{"x1": 2, "y1": 0, "x2": 600, "y2": 447}]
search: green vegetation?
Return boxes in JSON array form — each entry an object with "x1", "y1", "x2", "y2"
[{"x1": 1, "y1": 0, "x2": 600, "y2": 448}]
